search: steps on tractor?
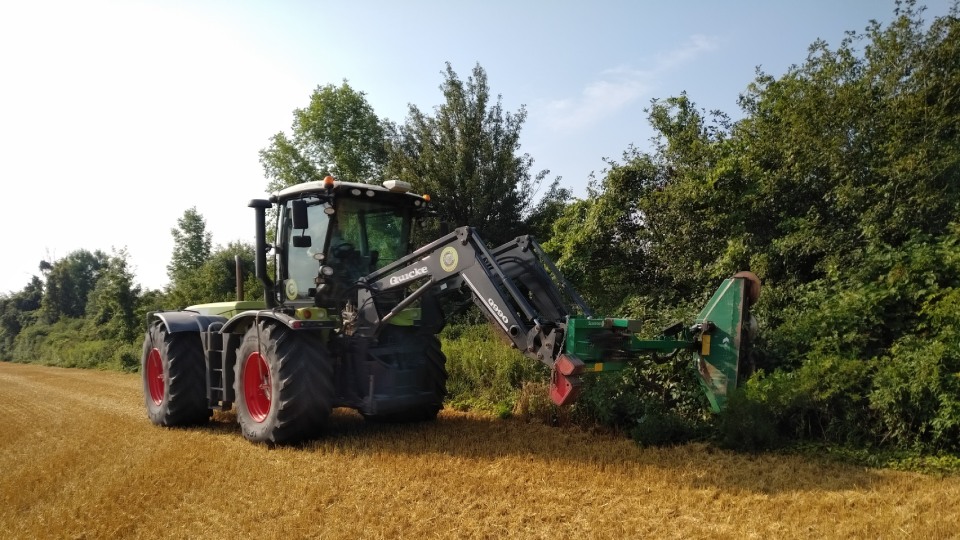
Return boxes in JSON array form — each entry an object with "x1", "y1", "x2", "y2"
[{"x1": 201, "y1": 323, "x2": 234, "y2": 411}]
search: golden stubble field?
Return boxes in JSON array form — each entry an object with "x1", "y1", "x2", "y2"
[{"x1": 1, "y1": 362, "x2": 958, "y2": 539}]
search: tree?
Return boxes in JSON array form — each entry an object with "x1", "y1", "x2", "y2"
[
  {"x1": 560, "y1": 1, "x2": 960, "y2": 310},
  {"x1": 260, "y1": 81, "x2": 388, "y2": 191},
  {"x1": 166, "y1": 241, "x2": 262, "y2": 309},
  {"x1": 523, "y1": 178, "x2": 573, "y2": 242},
  {"x1": 544, "y1": 150, "x2": 669, "y2": 314},
  {"x1": 191, "y1": 241, "x2": 262, "y2": 304},
  {"x1": 0, "y1": 276, "x2": 43, "y2": 357},
  {"x1": 167, "y1": 207, "x2": 212, "y2": 285},
  {"x1": 387, "y1": 62, "x2": 547, "y2": 246},
  {"x1": 39, "y1": 249, "x2": 108, "y2": 323},
  {"x1": 86, "y1": 249, "x2": 141, "y2": 342}
]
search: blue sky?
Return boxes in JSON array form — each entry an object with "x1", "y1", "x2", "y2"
[{"x1": 0, "y1": 0, "x2": 953, "y2": 294}]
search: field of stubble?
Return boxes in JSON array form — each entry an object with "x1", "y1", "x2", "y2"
[{"x1": 1, "y1": 362, "x2": 958, "y2": 539}]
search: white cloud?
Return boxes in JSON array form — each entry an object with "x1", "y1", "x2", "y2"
[
  {"x1": 542, "y1": 75, "x2": 651, "y2": 133},
  {"x1": 652, "y1": 34, "x2": 719, "y2": 72},
  {"x1": 538, "y1": 34, "x2": 720, "y2": 133}
]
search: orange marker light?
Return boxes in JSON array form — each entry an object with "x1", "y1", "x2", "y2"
[
  {"x1": 323, "y1": 175, "x2": 335, "y2": 187},
  {"x1": 423, "y1": 194, "x2": 431, "y2": 202}
]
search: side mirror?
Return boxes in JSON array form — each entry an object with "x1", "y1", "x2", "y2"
[
  {"x1": 439, "y1": 221, "x2": 451, "y2": 236},
  {"x1": 292, "y1": 200, "x2": 309, "y2": 230},
  {"x1": 292, "y1": 236, "x2": 311, "y2": 248}
]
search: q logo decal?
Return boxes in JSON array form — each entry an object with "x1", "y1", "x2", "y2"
[
  {"x1": 440, "y1": 246, "x2": 459, "y2": 273},
  {"x1": 285, "y1": 279, "x2": 299, "y2": 300}
]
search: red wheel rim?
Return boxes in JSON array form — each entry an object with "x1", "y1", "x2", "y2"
[
  {"x1": 146, "y1": 348, "x2": 164, "y2": 405},
  {"x1": 243, "y1": 352, "x2": 272, "y2": 423}
]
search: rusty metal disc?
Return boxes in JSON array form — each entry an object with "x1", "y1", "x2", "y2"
[{"x1": 732, "y1": 271, "x2": 761, "y2": 306}]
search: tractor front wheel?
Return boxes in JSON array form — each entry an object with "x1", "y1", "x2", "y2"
[
  {"x1": 234, "y1": 322, "x2": 333, "y2": 444},
  {"x1": 419, "y1": 334, "x2": 448, "y2": 420},
  {"x1": 364, "y1": 331, "x2": 447, "y2": 423}
]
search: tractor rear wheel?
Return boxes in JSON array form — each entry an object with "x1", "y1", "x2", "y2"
[
  {"x1": 141, "y1": 322, "x2": 209, "y2": 426},
  {"x1": 234, "y1": 321, "x2": 333, "y2": 444}
]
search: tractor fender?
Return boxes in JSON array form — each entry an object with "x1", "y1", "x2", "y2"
[
  {"x1": 150, "y1": 310, "x2": 228, "y2": 334},
  {"x1": 220, "y1": 309, "x2": 301, "y2": 335}
]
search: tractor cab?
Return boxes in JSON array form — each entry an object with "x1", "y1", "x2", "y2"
[{"x1": 273, "y1": 178, "x2": 432, "y2": 309}]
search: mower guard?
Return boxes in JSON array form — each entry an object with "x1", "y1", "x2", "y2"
[{"x1": 694, "y1": 275, "x2": 753, "y2": 412}]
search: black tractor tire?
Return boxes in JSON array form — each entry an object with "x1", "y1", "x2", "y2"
[
  {"x1": 420, "y1": 334, "x2": 448, "y2": 420},
  {"x1": 365, "y1": 331, "x2": 447, "y2": 423},
  {"x1": 234, "y1": 321, "x2": 333, "y2": 445},
  {"x1": 141, "y1": 322, "x2": 209, "y2": 426}
]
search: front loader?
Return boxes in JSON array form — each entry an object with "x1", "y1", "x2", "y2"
[{"x1": 141, "y1": 177, "x2": 760, "y2": 444}]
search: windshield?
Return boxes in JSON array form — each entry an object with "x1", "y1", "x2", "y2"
[{"x1": 332, "y1": 197, "x2": 410, "y2": 271}]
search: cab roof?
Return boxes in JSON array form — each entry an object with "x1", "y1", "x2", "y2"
[{"x1": 272, "y1": 180, "x2": 428, "y2": 205}]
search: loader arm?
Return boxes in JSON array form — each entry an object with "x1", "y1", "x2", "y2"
[{"x1": 353, "y1": 226, "x2": 572, "y2": 372}]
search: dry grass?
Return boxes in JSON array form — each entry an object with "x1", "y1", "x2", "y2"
[{"x1": 2, "y1": 362, "x2": 959, "y2": 539}]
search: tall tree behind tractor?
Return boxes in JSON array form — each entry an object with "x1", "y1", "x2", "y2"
[{"x1": 141, "y1": 177, "x2": 760, "y2": 444}]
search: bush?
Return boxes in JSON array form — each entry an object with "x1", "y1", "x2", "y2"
[
  {"x1": 572, "y1": 355, "x2": 708, "y2": 432},
  {"x1": 573, "y1": 367, "x2": 650, "y2": 430},
  {"x1": 870, "y1": 336, "x2": 960, "y2": 452},
  {"x1": 12, "y1": 318, "x2": 142, "y2": 371},
  {"x1": 715, "y1": 352, "x2": 877, "y2": 451},
  {"x1": 716, "y1": 382, "x2": 785, "y2": 452},
  {"x1": 441, "y1": 323, "x2": 548, "y2": 414},
  {"x1": 630, "y1": 405, "x2": 701, "y2": 447},
  {"x1": 721, "y1": 229, "x2": 960, "y2": 454},
  {"x1": 512, "y1": 381, "x2": 569, "y2": 425},
  {"x1": 108, "y1": 341, "x2": 143, "y2": 372}
]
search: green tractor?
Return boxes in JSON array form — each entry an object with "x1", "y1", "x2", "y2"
[{"x1": 142, "y1": 177, "x2": 760, "y2": 444}]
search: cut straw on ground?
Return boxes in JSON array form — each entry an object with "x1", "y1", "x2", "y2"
[{"x1": 2, "y1": 362, "x2": 958, "y2": 539}]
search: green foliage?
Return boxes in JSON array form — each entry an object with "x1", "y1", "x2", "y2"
[
  {"x1": 572, "y1": 356, "x2": 708, "y2": 435},
  {"x1": 39, "y1": 249, "x2": 109, "y2": 323},
  {"x1": 167, "y1": 207, "x2": 212, "y2": 286},
  {"x1": 0, "y1": 276, "x2": 43, "y2": 358},
  {"x1": 871, "y1": 337, "x2": 960, "y2": 451},
  {"x1": 573, "y1": 370, "x2": 648, "y2": 429},
  {"x1": 260, "y1": 81, "x2": 388, "y2": 189},
  {"x1": 630, "y1": 405, "x2": 701, "y2": 447},
  {"x1": 387, "y1": 63, "x2": 549, "y2": 246},
  {"x1": 734, "y1": 228, "x2": 960, "y2": 449},
  {"x1": 542, "y1": 2, "x2": 960, "y2": 456},
  {"x1": 512, "y1": 382, "x2": 561, "y2": 424},
  {"x1": 841, "y1": 445, "x2": 960, "y2": 475},
  {"x1": 438, "y1": 322, "x2": 706, "y2": 434},
  {"x1": 85, "y1": 249, "x2": 141, "y2": 342},
  {"x1": 523, "y1": 178, "x2": 573, "y2": 242},
  {"x1": 165, "y1": 206, "x2": 261, "y2": 308},
  {"x1": 543, "y1": 153, "x2": 665, "y2": 314},
  {"x1": 441, "y1": 323, "x2": 548, "y2": 414},
  {"x1": 716, "y1": 388, "x2": 784, "y2": 452},
  {"x1": 718, "y1": 364, "x2": 862, "y2": 453},
  {"x1": 12, "y1": 317, "x2": 140, "y2": 371},
  {"x1": 166, "y1": 241, "x2": 262, "y2": 308}
]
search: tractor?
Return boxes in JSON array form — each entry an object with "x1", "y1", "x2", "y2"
[{"x1": 141, "y1": 177, "x2": 760, "y2": 444}]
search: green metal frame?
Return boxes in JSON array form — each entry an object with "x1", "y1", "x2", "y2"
[{"x1": 562, "y1": 276, "x2": 749, "y2": 412}]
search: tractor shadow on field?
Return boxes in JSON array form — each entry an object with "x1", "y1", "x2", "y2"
[{"x1": 200, "y1": 407, "x2": 884, "y2": 495}]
